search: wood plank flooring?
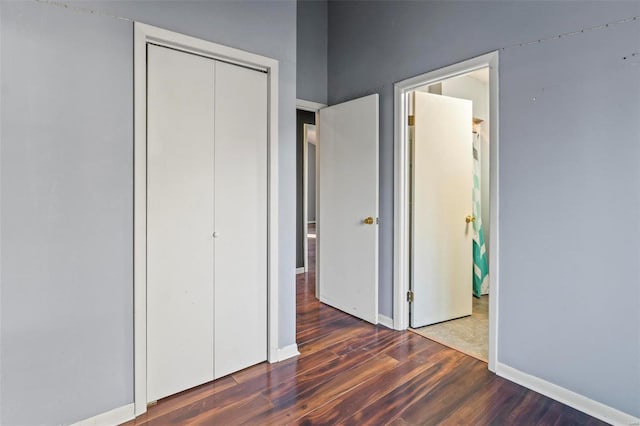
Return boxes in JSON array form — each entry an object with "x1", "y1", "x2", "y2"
[{"x1": 124, "y1": 233, "x2": 605, "y2": 425}]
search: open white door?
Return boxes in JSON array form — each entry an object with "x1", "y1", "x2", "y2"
[
  {"x1": 318, "y1": 94, "x2": 379, "y2": 324},
  {"x1": 411, "y1": 92, "x2": 473, "y2": 328}
]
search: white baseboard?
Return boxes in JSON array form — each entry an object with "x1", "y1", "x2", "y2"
[
  {"x1": 71, "y1": 403, "x2": 135, "y2": 426},
  {"x1": 295, "y1": 267, "x2": 305, "y2": 274},
  {"x1": 276, "y1": 343, "x2": 300, "y2": 361},
  {"x1": 496, "y1": 363, "x2": 639, "y2": 426},
  {"x1": 378, "y1": 314, "x2": 394, "y2": 329}
]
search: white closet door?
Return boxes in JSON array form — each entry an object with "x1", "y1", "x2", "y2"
[
  {"x1": 213, "y1": 62, "x2": 268, "y2": 378},
  {"x1": 146, "y1": 45, "x2": 216, "y2": 401}
]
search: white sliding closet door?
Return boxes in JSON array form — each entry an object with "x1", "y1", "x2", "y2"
[
  {"x1": 213, "y1": 62, "x2": 268, "y2": 378},
  {"x1": 147, "y1": 45, "x2": 216, "y2": 401}
]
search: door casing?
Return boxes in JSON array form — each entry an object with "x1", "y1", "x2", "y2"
[
  {"x1": 134, "y1": 22, "x2": 280, "y2": 416},
  {"x1": 296, "y1": 99, "x2": 325, "y2": 282},
  {"x1": 393, "y1": 51, "x2": 500, "y2": 372}
]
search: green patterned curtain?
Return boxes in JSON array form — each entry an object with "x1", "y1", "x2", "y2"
[{"x1": 472, "y1": 132, "x2": 489, "y2": 297}]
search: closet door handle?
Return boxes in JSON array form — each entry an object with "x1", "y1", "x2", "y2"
[{"x1": 212, "y1": 232, "x2": 220, "y2": 238}]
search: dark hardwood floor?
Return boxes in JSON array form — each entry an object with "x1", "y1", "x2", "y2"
[{"x1": 124, "y1": 232, "x2": 605, "y2": 425}]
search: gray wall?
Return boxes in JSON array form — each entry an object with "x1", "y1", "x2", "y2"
[
  {"x1": 328, "y1": 0, "x2": 640, "y2": 417},
  {"x1": 297, "y1": 0, "x2": 328, "y2": 103},
  {"x1": 1, "y1": 2, "x2": 133, "y2": 424},
  {"x1": 0, "y1": 0, "x2": 296, "y2": 424}
]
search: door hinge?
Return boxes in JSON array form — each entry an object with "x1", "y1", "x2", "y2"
[
  {"x1": 408, "y1": 115, "x2": 415, "y2": 126},
  {"x1": 407, "y1": 290, "x2": 414, "y2": 303}
]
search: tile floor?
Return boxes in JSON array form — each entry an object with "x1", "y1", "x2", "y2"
[{"x1": 411, "y1": 295, "x2": 489, "y2": 362}]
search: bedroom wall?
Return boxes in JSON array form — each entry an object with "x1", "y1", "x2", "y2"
[
  {"x1": 328, "y1": 0, "x2": 640, "y2": 417},
  {"x1": 0, "y1": 1, "x2": 297, "y2": 424}
]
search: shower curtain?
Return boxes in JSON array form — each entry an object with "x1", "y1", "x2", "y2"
[{"x1": 473, "y1": 133, "x2": 489, "y2": 297}]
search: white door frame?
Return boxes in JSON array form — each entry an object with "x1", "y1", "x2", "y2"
[
  {"x1": 134, "y1": 22, "x2": 280, "y2": 416},
  {"x1": 393, "y1": 51, "x2": 500, "y2": 371},
  {"x1": 296, "y1": 99, "x2": 325, "y2": 292}
]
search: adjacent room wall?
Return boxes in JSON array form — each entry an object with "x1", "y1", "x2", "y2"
[
  {"x1": 0, "y1": 1, "x2": 296, "y2": 424},
  {"x1": 328, "y1": 0, "x2": 640, "y2": 418},
  {"x1": 297, "y1": 0, "x2": 328, "y2": 104}
]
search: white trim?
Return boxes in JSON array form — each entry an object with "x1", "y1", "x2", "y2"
[
  {"x1": 307, "y1": 220, "x2": 316, "y2": 225},
  {"x1": 378, "y1": 314, "x2": 394, "y2": 329},
  {"x1": 276, "y1": 343, "x2": 300, "y2": 361},
  {"x1": 296, "y1": 98, "x2": 326, "y2": 112},
  {"x1": 71, "y1": 404, "x2": 135, "y2": 426},
  {"x1": 134, "y1": 22, "x2": 279, "y2": 416},
  {"x1": 496, "y1": 363, "x2": 639, "y2": 426},
  {"x1": 393, "y1": 51, "x2": 500, "y2": 373},
  {"x1": 296, "y1": 267, "x2": 305, "y2": 274}
]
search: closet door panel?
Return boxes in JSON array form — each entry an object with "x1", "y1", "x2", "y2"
[
  {"x1": 147, "y1": 45, "x2": 215, "y2": 401},
  {"x1": 213, "y1": 62, "x2": 268, "y2": 378}
]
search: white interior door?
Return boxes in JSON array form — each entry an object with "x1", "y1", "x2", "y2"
[
  {"x1": 318, "y1": 94, "x2": 379, "y2": 324},
  {"x1": 147, "y1": 45, "x2": 215, "y2": 401},
  {"x1": 213, "y1": 61, "x2": 267, "y2": 378},
  {"x1": 411, "y1": 91, "x2": 473, "y2": 328}
]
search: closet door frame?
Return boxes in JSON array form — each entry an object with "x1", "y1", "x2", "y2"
[{"x1": 133, "y1": 22, "x2": 280, "y2": 416}]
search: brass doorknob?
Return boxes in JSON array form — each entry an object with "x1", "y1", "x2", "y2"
[
  {"x1": 364, "y1": 217, "x2": 375, "y2": 225},
  {"x1": 465, "y1": 215, "x2": 476, "y2": 224}
]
